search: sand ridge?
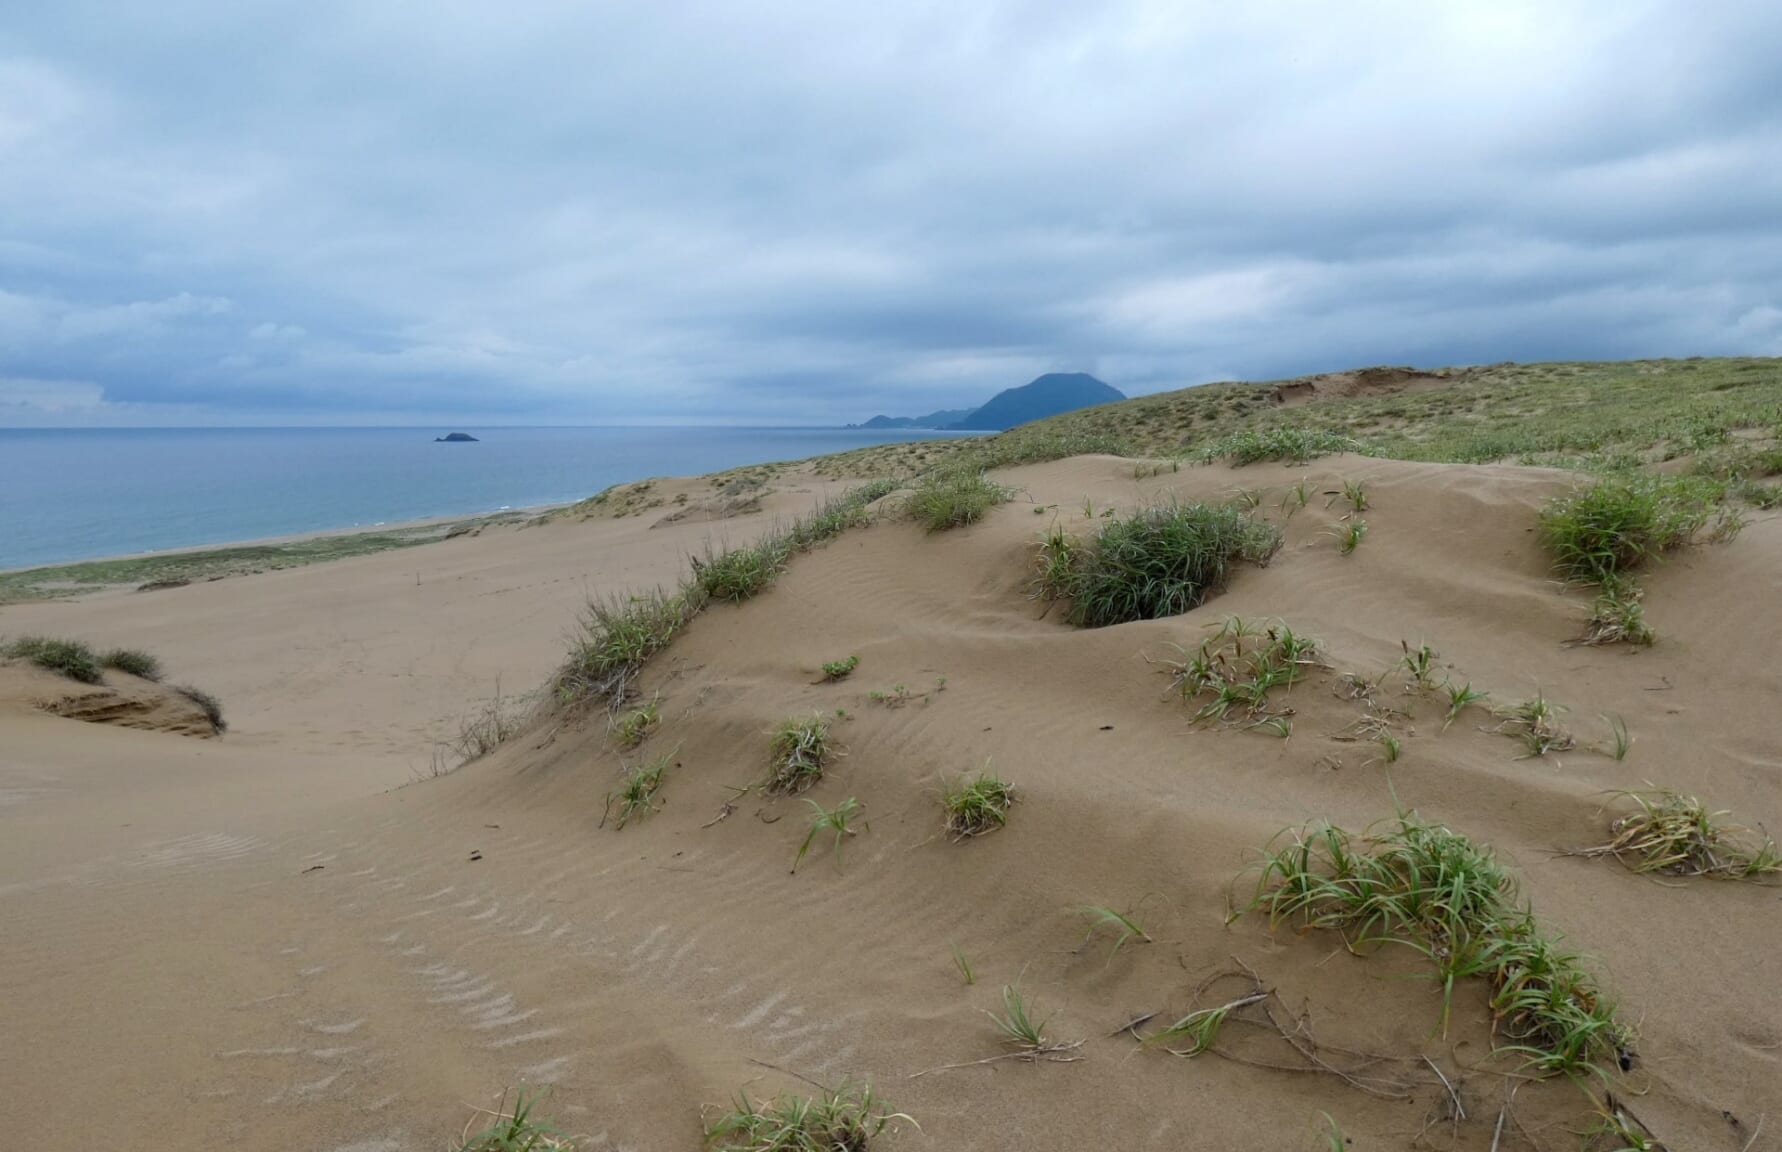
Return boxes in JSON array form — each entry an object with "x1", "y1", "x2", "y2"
[{"x1": 1, "y1": 456, "x2": 1778, "y2": 1150}]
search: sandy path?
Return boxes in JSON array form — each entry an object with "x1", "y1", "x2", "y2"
[{"x1": 2, "y1": 457, "x2": 1778, "y2": 1150}]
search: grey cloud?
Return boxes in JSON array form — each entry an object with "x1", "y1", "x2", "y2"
[{"x1": 1, "y1": 1, "x2": 1780, "y2": 425}]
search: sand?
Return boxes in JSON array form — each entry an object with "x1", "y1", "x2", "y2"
[{"x1": 1, "y1": 456, "x2": 1778, "y2": 1151}]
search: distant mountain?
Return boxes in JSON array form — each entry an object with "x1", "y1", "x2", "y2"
[
  {"x1": 948, "y1": 373, "x2": 1125, "y2": 431},
  {"x1": 849, "y1": 408, "x2": 975, "y2": 430}
]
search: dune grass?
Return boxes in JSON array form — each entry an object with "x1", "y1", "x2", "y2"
[
  {"x1": 1078, "y1": 905, "x2": 1153, "y2": 960},
  {"x1": 457, "y1": 1086, "x2": 576, "y2": 1151},
  {"x1": 2, "y1": 636, "x2": 104, "y2": 683},
  {"x1": 99, "y1": 647, "x2": 163, "y2": 680},
  {"x1": 602, "y1": 748, "x2": 673, "y2": 829},
  {"x1": 1575, "y1": 791, "x2": 1780, "y2": 880},
  {"x1": 819, "y1": 655, "x2": 859, "y2": 682},
  {"x1": 765, "y1": 715, "x2": 835, "y2": 794},
  {"x1": 1333, "y1": 516, "x2": 1367, "y2": 555},
  {"x1": 1243, "y1": 811, "x2": 1629, "y2": 1078},
  {"x1": 939, "y1": 768, "x2": 1016, "y2": 839},
  {"x1": 703, "y1": 1081, "x2": 912, "y2": 1152},
  {"x1": 793, "y1": 796, "x2": 864, "y2": 872},
  {"x1": 1035, "y1": 502, "x2": 1282, "y2": 627},
  {"x1": 610, "y1": 694, "x2": 661, "y2": 748},
  {"x1": 1538, "y1": 473, "x2": 1737, "y2": 584},
  {"x1": 1493, "y1": 692, "x2": 1576, "y2": 759},
  {"x1": 1199, "y1": 426, "x2": 1359, "y2": 465},
  {"x1": 174, "y1": 684, "x2": 227, "y2": 733},
  {"x1": 1167, "y1": 617, "x2": 1322, "y2": 726},
  {"x1": 906, "y1": 469, "x2": 1010, "y2": 531}
]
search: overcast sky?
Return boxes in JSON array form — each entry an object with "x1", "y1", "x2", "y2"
[{"x1": 3, "y1": 2, "x2": 1779, "y2": 426}]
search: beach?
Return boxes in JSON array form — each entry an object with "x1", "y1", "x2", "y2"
[{"x1": 3, "y1": 449, "x2": 1777, "y2": 1150}]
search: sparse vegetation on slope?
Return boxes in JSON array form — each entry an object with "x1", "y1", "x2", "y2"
[
  {"x1": 1167, "y1": 618, "x2": 1322, "y2": 727},
  {"x1": 703, "y1": 1081, "x2": 912, "y2": 1152},
  {"x1": 765, "y1": 715, "x2": 835, "y2": 794},
  {"x1": 1035, "y1": 503, "x2": 1282, "y2": 627},
  {"x1": 99, "y1": 647, "x2": 163, "y2": 680},
  {"x1": 1244, "y1": 811, "x2": 1629, "y2": 1078},
  {"x1": 906, "y1": 469, "x2": 1010, "y2": 531},
  {"x1": 3, "y1": 636, "x2": 104, "y2": 683},
  {"x1": 939, "y1": 768, "x2": 1016, "y2": 839},
  {"x1": 456, "y1": 1086, "x2": 577, "y2": 1151},
  {"x1": 174, "y1": 684, "x2": 227, "y2": 733}
]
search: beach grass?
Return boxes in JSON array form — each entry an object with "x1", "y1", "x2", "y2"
[
  {"x1": 703, "y1": 1081, "x2": 912, "y2": 1151},
  {"x1": 2, "y1": 636, "x2": 105, "y2": 683}
]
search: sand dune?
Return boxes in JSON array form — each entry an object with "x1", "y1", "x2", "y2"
[{"x1": 2, "y1": 456, "x2": 1777, "y2": 1151}]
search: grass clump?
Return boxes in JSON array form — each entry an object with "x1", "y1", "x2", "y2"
[
  {"x1": 940, "y1": 768, "x2": 1016, "y2": 839},
  {"x1": 1538, "y1": 473, "x2": 1735, "y2": 583},
  {"x1": 1199, "y1": 427, "x2": 1360, "y2": 465},
  {"x1": 1493, "y1": 692, "x2": 1575, "y2": 759},
  {"x1": 1577, "y1": 575, "x2": 1655, "y2": 647},
  {"x1": 457, "y1": 1086, "x2": 576, "y2": 1151},
  {"x1": 906, "y1": 469, "x2": 1010, "y2": 531},
  {"x1": 1575, "y1": 790, "x2": 1780, "y2": 880},
  {"x1": 703, "y1": 1081, "x2": 912, "y2": 1152},
  {"x1": 1243, "y1": 811, "x2": 1630, "y2": 1077},
  {"x1": 1441, "y1": 681, "x2": 1489, "y2": 729},
  {"x1": 602, "y1": 748, "x2": 673, "y2": 829},
  {"x1": 1037, "y1": 502, "x2": 1282, "y2": 627},
  {"x1": 819, "y1": 655, "x2": 859, "y2": 682},
  {"x1": 1168, "y1": 617, "x2": 1322, "y2": 726},
  {"x1": 610, "y1": 695, "x2": 660, "y2": 748},
  {"x1": 174, "y1": 684, "x2": 227, "y2": 733},
  {"x1": 2, "y1": 636, "x2": 104, "y2": 683},
  {"x1": 793, "y1": 796, "x2": 864, "y2": 872},
  {"x1": 99, "y1": 647, "x2": 162, "y2": 680},
  {"x1": 693, "y1": 535, "x2": 794, "y2": 603},
  {"x1": 1333, "y1": 516, "x2": 1367, "y2": 554},
  {"x1": 765, "y1": 715, "x2": 835, "y2": 794},
  {"x1": 558, "y1": 589, "x2": 702, "y2": 708}
]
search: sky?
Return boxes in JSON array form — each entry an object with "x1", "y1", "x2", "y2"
[{"x1": 2, "y1": 2, "x2": 1780, "y2": 427}]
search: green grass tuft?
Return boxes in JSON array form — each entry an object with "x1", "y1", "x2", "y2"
[
  {"x1": 765, "y1": 715, "x2": 835, "y2": 794},
  {"x1": 1199, "y1": 427, "x2": 1361, "y2": 465},
  {"x1": 940, "y1": 768, "x2": 1016, "y2": 839},
  {"x1": 1038, "y1": 502, "x2": 1282, "y2": 628},
  {"x1": 3, "y1": 636, "x2": 104, "y2": 683},
  {"x1": 793, "y1": 796, "x2": 864, "y2": 872},
  {"x1": 1167, "y1": 617, "x2": 1322, "y2": 726},
  {"x1": 99, "y1": 647, "x2": 162, "y2": 680},
  {"x1": 906, "y1": 469, "x2": 1010, "y2": 531},
  {"x1": 610, "y1": 694, "x2": 661, "y2": 748},
  {"x1": 1078, "y1": 904, "x2": 1153, "y2": 960},
  {"x1": 456, "y1": 1086, "x2": 576, "y2": 1151},
  {"x1": 819, "y1": 655, "x2": 859, "y2": 682},
  {"x1": 1243, "y1": 811, "x2": 1629, "y2": 1077},
  {"x1": 703, "y1": 1081, "x2": 913, "y2": 1152},
  {"x1": 558, "y1": 589, "x2": 703, "y2": 708},
  {"x1": 1538, "y1": 473, "x2": 1736, "y2": 583},
  {"x1": 602, "y1": 748, "x2": 673, "y2": 829}
]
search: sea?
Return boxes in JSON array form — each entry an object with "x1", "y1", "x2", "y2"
[{"x1": 0, "y1": 426, "x2": 982, "y2": 570}]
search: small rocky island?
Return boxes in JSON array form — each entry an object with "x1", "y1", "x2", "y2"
[{"x1": 434, "y1": 432, "x2": 479, "y2": 442}]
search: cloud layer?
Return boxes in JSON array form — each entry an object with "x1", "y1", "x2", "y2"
[{"x1": 4, "y1": 2, "x2": 1780, "y2": 424}]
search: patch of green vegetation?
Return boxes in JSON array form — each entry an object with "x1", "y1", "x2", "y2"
[
  {"x1": 906, "y1": 469, "x2": 1011, "y2": 531},
  {"x1": 603, "y1": 748, "x2": 673, "y2": 829},
  {"x1": 1575, "y1": 790, "x2": 1780, "y2": 880},
  {"x1": 99, "y1": 647, "x2": 163, "y2": 680},
  {"x1": 939, "y1": 768, "x2": 1016, "y2": 839},
  {"x1": 610, "y1": 694, "x2": 661, "y2": 748},
  {"x1": 557, "y1": 588, "x2": 704, "y2": 708},
  {"x1": 1167, "y1": 618, "x2": 1322, "y2": 726},
  {"x1": 1333, "y1": 516, "x2": 1367, "y2": 555},
  {"x1": 1199, "y1": 426, "x2": 1360, "y2": 465},
  {"x1": 1492, "y1": 691, "x2": 1575, "y2": 759},
  {"x1": 704, "y1": 1081, "x2": 912, "y2": 1151},
  {"x1": 819, "y1": 655, "x2": 859, "y2": 682},
  {"x1": 765, "y1": 715, "x2": 835, "y2": 794},
  {"x1": 1578, "y1": 575, "x2": 1655, "y2": 647},
  {"x1": 456, "y1": 1086, "x2": 577, "y2": 1151},
  {"x1": 2, "y1": 636, "x2": 103, "y2": 683},
  {"x1": 1035, "y1": 502, "x2": 1281, "y2": 627},
  {"x1": 0, "y1": 518, "x2": 520, "y2": 604},
  {"x1": 1078, "y1": 904, "x2": 1153, "y2": 960},
  {"x1": 1538, "y1": 473, "x2": 1738, "y2": 583},
  {"x1": 793, "y1": 796, "x2": 864, "y2": 872},
  {"x1": 1243, "y1": 811, "x2": 1630, "y2": 1078}
]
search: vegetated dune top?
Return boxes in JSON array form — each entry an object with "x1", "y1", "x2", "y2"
[
  {"x1": 0, "y1": 660, "x2": 220, "y2": 739},
  {"x1": 2, "y1": 451, "x2": 1777, "y2": 1150}
]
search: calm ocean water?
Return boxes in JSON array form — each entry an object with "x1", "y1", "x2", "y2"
[{"x1": 0, "y1": 426, "x2": 978, "y2": 569}]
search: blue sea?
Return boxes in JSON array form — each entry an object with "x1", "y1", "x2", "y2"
[{"x1": 0, "y1": 426, "x2": 979, "y2": 570}]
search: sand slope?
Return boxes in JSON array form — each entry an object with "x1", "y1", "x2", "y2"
[{"x1": 1, "y1": 457, "x2": 1778, "y2": 1151}]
